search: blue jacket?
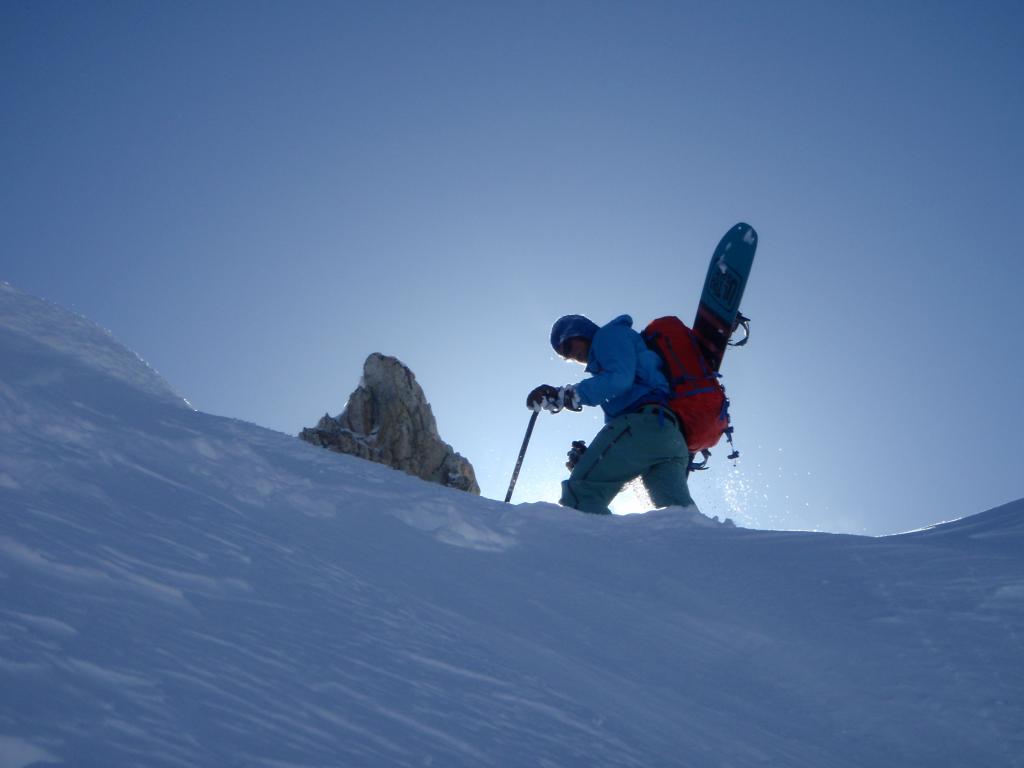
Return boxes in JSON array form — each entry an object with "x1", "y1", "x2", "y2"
[{"x1": 575, "y1": 315, "x2": 670, "y2": 420}]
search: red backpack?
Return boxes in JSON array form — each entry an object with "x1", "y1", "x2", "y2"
[{"x1": 642, "y1": 316, "x2": 730, "y2": 454}]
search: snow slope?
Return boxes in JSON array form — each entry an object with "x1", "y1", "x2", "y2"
[{"x1": 1, "y1": 282, "x2": 1022, "y2": 768}]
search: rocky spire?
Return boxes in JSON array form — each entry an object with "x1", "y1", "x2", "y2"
[{"x1": 300, "y1": 353, "x2": 479, "y2": 494}]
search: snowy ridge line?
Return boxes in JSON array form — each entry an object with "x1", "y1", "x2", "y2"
[
  {"x1": 0, "y1": 280, "x2": 187, "y2": 407},
  {"x1": 2, "y1": 283, "x2": 1023, "y2": 767}
]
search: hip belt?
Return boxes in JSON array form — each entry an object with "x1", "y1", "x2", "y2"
[{"x1": 635, "y1": 404, "x2": 679, "y2": 427}]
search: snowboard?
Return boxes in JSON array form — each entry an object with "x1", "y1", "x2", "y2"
[{"x1": 691, "y1": 222, "x2": 758, "y2": 372}]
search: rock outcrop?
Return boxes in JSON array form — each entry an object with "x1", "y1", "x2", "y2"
[{"x1": 300, "y1": 353, "x2": 479, "y2": 494}]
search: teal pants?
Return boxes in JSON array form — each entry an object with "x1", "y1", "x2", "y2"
[{"x1": 560, "y1": 409, "x2": 693, "y2": 515}]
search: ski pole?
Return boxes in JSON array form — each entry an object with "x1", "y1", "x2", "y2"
[{"x1": 504, "y1": 410, "x2": 539, "y2": 503}]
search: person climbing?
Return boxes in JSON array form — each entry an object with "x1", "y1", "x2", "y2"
[{"x1": 527, "y1": 314, "x2": 695, "y2": 515}]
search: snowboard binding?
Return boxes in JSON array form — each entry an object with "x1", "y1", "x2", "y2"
[{"x1": 728, "y1": 311, "x2": 751, "y2": 347}]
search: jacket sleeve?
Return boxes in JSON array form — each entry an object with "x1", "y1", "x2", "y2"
[{"x1": 575, "y1": 325, "x2": 637, "y2": 406}]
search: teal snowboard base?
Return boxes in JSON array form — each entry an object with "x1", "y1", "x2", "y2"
[{"x1": 691, "y1": 223, "x2": 757, "y2": 372}]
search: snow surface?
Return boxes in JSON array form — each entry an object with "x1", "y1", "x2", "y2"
[{"x1": 1, "y1": 282, "x2": 1022, "y2": 767}]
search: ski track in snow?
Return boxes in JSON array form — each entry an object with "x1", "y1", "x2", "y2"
[{"x1": 1, "y1": 282, "x2": 1023, "y2": 767}]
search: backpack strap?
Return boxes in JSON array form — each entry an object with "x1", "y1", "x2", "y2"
[
  {"x1": 724, "y1": 425, "x2": 739, "y2": 460},
  {"x1": 721, "y1": 396, "x2": 740, "y2": 460},
  {"x1": 687, "y1": 406, "x2": 740, "y2": 473}
]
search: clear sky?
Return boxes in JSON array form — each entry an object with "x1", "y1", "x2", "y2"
[{"x1": 3, "y1": 0, "x2": 1022, "y2": 534}]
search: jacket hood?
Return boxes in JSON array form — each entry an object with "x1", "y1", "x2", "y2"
[{"x1": 606, "y1": 314, "x2": 634, "y2": 329}]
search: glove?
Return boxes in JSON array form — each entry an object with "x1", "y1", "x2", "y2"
[
  {"x1": 526, "y1": 384, "x2": 582, "y2": 413},
  {"x1": 566, "y1": 440, "x2": 587, "y2": 470},
  {"x1": 527, "y1": 384, "x2": 559, "y2": 412}
]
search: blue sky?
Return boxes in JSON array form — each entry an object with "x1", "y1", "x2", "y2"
[{"x1": 3, "y1": 0, "x2": 1022, "y2": 534}]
